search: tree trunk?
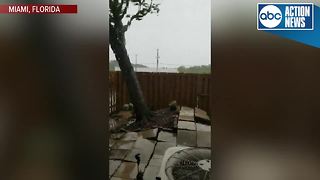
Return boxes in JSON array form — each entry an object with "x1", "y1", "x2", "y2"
[{"x1": 110, "y1": 28, "x2": 150, "y2": 121}]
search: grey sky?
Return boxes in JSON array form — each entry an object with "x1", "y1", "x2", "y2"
[{"x1": 109, "y1": 0, "x2": 211, "y2": 68}]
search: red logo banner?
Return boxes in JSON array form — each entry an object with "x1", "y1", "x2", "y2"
[{"x1": 0, "y1": 5, "x2": 77, "y2": 14}]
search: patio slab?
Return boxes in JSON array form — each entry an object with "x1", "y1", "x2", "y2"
[
  {"x1": 148, "y1": 154, "x2": 164, "y2": 166},
  {"x1": 133, "y1": 137, "x2": 156, "y2": 149},
  {"x1": 120, "y1": 132, "x2": 139, "y2": 141},
  {"x1": 109, "y1": 160, "x2": 121, "y2": 177},
  {"x1": 138, "y1": 128, "x2": 158, "y2": 139},
  {"x1": 111, "y1": 177, "x2": 133, "y2": 180},
  {"x1": 124, "y1": 138, "x2": 156, "y2": 163},
  {"x1": 154, "y1": 142, "x2": 176, "y2": 156},
  {"x1": 197, "y1": 131, "x2": 211, "y2": 148},
  {"x1": 179, "y1": 106, "x2": 194, "y2": 121},
  {"x1": 195, "y1": 108, "x2": 210, "y2": 124},
  {"x1": 109, "y1": 149, "x2": 130, "y2": 160},
  {"x1": 111, "y1": 140, "x2": 136, "y2": 150},
  {"x1": 124, "y1": 149, "x2": 153, "y2": 164},
  {"x1": 177, "y1": 129, "x2": 197, "y2": 147},
  {"x1": 157, "y1": 131, "x2": 176, "y2": 143},
  {"x1": 178, "y1": 121, "x2": 196, "y2": 131},
  {"x1": 143, "y1": 165, "x2": 161, "y2": 180},
  {"x1": 196, "y1": 123, "x2": 211, "y2": 132},
  {"x1": 113, "y1": 162, "x2": 138, "y2": 179}
]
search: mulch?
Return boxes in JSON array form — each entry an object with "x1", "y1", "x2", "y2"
[{"x1": 124, "y1": 108, "x2": 179, "y2": 131}]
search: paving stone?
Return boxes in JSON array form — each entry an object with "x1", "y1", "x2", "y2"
[
  {"x1": 124, "y1": 138, "x2": 156, "y2": 163},
  {"x1": 148, "y1": 155, "x2": 164, "y2": 166},
  {"x1": 112, "y1": 140, "x2": 136, "y2": 150},
  {"x1": 109, "y1": 149, "x2": 130, "y2": 160},
  {"x1": 125, "y1": 149, "x2": 153, "y2": 164},
  {"x1": 179, "y1": 106, "x2": 194, "y2": 121},
  {"x1": 143, "y1": 165, "x2": 161, "y2": 179},
  {"x1": 154, "y1": 142, "x2": 176, "y2": 156},
  {"x1": 113, "y1": 162, "x2": 138, "y2": 179},
  {"x1": 178, "y1": 121, "x2": 196, "y2": 130},
  {"x1": 179, "y1": 115, "x2": 194, "y2": 122},
  {"x1": 109, "y1": 160, "x2": 121, "y2": 177},
  {"x1": 157, "y1": 131, "x2": 176, "y2": 143},
  {"x1": 181, "y1": 106, "x2": 194, "y2": 112},
  {"x1": 138, "y1": 128, "x2": 158, "y2": 139},
  {"x1": 110, "y1": 177, "x2": 133, "y2": 180},
  {"x1": 196, "y1": 123, "x2": 211, "y2": 132},
  {"x1": 120, "y1": 132, "x2": 139, "y2": 141},
  {"x1": 134, "y1": 137, "x2": 156, "y2": 149},
  {"x1": 197, "y1": 131, "x2": 211, "y2": 148},
  {"x1": 195, "y1": 107, "x2": 210, "y2": 124},
  {"x1": 177, "y1": 129, "x2": 197, "y2": 147}
]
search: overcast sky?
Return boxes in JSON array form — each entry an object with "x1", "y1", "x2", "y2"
[{"x1": 109, "y1": 0, "x2": 211, "y2": 68}]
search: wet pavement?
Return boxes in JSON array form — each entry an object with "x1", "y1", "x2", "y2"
[
  {"x1": 179, "y1": 106, "x2": 195, "y2": 121},
  {"x1": 177, "y1": 129, "x2": 197, "y2": 147},
  {"x1": 109, "y1": 160, "x2": 121, "y2": 178},
  {"x1": 154, "y1": 142, "x2": 176, "y2": 156},
  {"x1": 138, "y1": 128, "x2": 158, "y2": 139},
  {"x1": 178, "y1": 121, "x2": 196, "y2": 130},
  {"x1": 143, "y1": 165, "x2": 161, "y2": 179},
  {"x1": 196, "y1": 123, "x2": 211, "y2": 132},
  {"x1": 158, "y1": 131, "x2": 176, "y2": 143},
  {"x1": 113, "y1": 162, "x2": 138, "y2": 179},
  {"x1": 195, "y1": 107, "x2": 210, "y2": 124},
  {"x1": 112, "y1": 140, "x2": 136, "y2": 150},
  {"x1": 110, "y1": 149, "x2": 130, "y2": 160},
  {"x1": 109, "y1": 106, "x2": 211, "y2": 180},
  {"x1": 197, "y1": 131, "x2": 211, "y2": 148}
]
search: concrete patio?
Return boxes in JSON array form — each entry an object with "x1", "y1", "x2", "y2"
[{"x1": 109, "y1": 106, "x2": 211, "y2": 180}]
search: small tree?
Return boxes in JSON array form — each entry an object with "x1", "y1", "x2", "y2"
[{"x1": 109, "y1": 0, "x2": 160, "y2": 121}]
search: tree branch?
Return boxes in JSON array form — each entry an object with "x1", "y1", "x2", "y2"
[
  {"x1": 123, "y1": 0, "x2": 157, "y2": 32},
  {"x1": 119, "y1": 0, "x2": 130, "y2": 20}
]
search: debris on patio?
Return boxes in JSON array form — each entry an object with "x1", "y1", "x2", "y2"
[{"x1": 109, "y1": 106, "x2": 211, "y2": 180}]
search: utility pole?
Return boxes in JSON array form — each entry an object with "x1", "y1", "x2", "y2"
[
  {"x1": 135, "y1": 54, "x2": 138, "y2": 72},
  {"x1": 156, "y1": 49, "x2": 159, "y2": 72}
]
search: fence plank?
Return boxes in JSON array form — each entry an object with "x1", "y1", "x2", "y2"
[{"x1": 109, "y1": 72, "x2": 210, "y2": 114}]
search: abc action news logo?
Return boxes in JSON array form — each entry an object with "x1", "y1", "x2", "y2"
[{"x1": 257, "y1": 3, "x2": 314, "y2": 30}]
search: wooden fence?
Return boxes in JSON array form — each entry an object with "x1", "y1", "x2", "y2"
[{"x1": 109, "y1": 72, "x2": 210, "y2": 114}]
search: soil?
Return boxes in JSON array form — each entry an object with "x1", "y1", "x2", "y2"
[{"x1": 124, "y1": 107, "x2": 179, "y2": 131}]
